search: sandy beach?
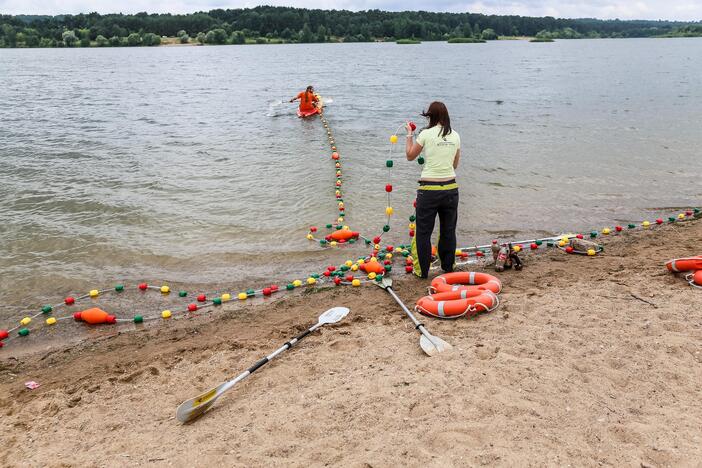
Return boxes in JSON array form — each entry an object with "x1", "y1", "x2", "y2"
[{"x1": 1, "y1": 218, "x2": 700, "y2": 466}]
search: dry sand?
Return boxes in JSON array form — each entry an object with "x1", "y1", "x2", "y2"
[{"x1": 1, "y1": 220, "x2": 701, "y2": 467}]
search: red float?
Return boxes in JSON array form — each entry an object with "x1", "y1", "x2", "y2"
[
  {"x1": 405, "y1": 266, "x2": 413, "y2": 273},
  {"x1": 576, "y1": 234, "x2": 584, "y2": 239},
  {"x1": 263, "y1": 288, "x2": 272, "y2": 296},
  {"x1": 188, "y1": 304, "x2": 198, "y2": 312},
  {"x1": 656, "y1": 218, "x2": 663, "y2": 224},
  {"x1": 615, "y1": 226, "x2": 623, "y2": 232},
  {"x1": 310, "y1": 226, "x2": 317, "y2": 232},
  {"x1": 333, "y1": 277, "x2": 342, "y2": 285},
  {"x1": 385, "y1": 184, "x2": 392, "y2": 192},
  {"x1": 65, "y1": 297, "x2": 75, "y2": 305},
  {"x1": 0, "y1": 329, "x2": 8, "y2": 340},
  {"x1": 531, "y1": 243, "x2": 538, "y2": 250},
  {"x1": 138, "y1": 283, "x2": 148, "y2": 291},
  {"x1": 197, "y1": 294, "x2": 206, "y2": 302}
]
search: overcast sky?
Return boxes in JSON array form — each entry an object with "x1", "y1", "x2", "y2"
[{"x1": 1, "y1": 0, "x2": 701, "y2": 21}]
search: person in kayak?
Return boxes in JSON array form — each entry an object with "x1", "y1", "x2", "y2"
[
  {"x1": 405, "y1": 101, "x2": 461, "y2": 278},
  {"x1": 290, "y1": 86, "x2": 319, "y2": 114}
]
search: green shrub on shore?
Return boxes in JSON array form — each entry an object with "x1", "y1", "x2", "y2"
[
  {"x1": 447, "y1": 37, "x2": 486, "y2": 43},
  {"x1": 205, "y1": 28, "x2": 227, "y2": 44},
  {"x1": 177, "y1": 30, "x2": 189, "y2": 43},
  {"x1": 142, "y1": 33, "x2": 161, "y2": 46},
  {"x1": 96, "y1": 35, "x2": 109, "y2": 47},
  {"x1": 109, "y1": 35, "x2": 121, "y2": 46},
  {"x1": 396, "y1": 38, "x2": 421, "y2": 44},
  {"x1": 530, "y1": 37, "x2": 554, "y2": 42},
  {"x1": 61, "y1": 30, "x2": 77, "y2": 47},
  {"x1": 126, "y1": 33, "x2": 141, "y2": 46}
]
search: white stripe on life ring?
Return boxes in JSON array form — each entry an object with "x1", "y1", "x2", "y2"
[
  {"x1": 437, "y1": 301, "x2": 446, "y2": 317},
  {"x1": 671, "y1": 260, "x2": 678, "y2": 272},
  {"x1": 469, "y1": 272, "x2": 476, "y2": 284}
]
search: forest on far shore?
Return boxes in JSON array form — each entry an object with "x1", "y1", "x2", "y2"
[{"x1": 2, "y1": 6, "x2": 701, "y2": 47}]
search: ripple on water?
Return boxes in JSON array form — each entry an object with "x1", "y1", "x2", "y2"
[{"x1": 1, "y1": 40, "x2": 702, "y2": 321}]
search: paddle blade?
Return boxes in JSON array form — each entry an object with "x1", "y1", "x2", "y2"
[
  {"x1": 176, "y1": 386, "x2": 220, "y2": 423},
  {"x1": 319, "y1": 306, "x2": 349, "y2": 324},
  {"x1": 419, "y1": 333, "x2": 452, "y2": 356},
  {"x1": 375, "y1": 276, "x2": 393, "y2": 290}
]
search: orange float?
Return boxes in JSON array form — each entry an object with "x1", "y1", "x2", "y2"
[
  {"x1": 360, "y1": 261, "x2": 385, "y2": 274},
  {"x1": 73, "y1": 307, "x2": 116, "y2": 324},
  {"x1": 665, "y1": 256, "x2": 702, "y2": 273},
  {"x1": 329, "y1": 229, "x2": 359, "y2": 242},
  {"x1": 689, "y1": 270, "x2": 702, "y2": 288},
  {"x1": 416, "y1": 290, "x2": 498, "y2": 319},
  {"x1": 430, "y1": 272, "x2": 502, "y2": 295}
]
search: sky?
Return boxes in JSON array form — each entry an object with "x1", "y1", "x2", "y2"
[{"x1": 1, "y1": 0, "x2": 701, "y2": 21}]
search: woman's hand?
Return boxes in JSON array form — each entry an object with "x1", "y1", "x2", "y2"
[{"x1": 405, "y1": 122, "x2": 414, "y2": 136}]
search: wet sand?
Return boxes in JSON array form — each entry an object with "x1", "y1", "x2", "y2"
[{"x1": 1, "y1": 219, "x2": 701, "y2": 466}]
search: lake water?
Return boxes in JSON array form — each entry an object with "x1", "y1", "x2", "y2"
[{"x1": 1, "y1": 39, "x2": 701, "y2": 322}]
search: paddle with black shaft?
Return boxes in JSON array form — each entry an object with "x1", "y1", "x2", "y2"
[
  {"x1": 375, "y1": 277, "x2": 452, "y2": 356},
  {"x1": 176, "y1": 306, "x2": 350, "y2": 423}
]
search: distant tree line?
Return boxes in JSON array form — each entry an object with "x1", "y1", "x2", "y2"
[{"x1": 1, "y1": 6, "x2": 700, "y2": 47}]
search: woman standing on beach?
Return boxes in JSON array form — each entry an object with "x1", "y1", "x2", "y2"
[{"x1": 405, "y1": 102, "x2": 461, "y2": 278}]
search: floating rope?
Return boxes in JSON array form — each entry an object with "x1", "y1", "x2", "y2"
[{"x1": 1, "y1": 108, "x2": 700, "y2": 348}]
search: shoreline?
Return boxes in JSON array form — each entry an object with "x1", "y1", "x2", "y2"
[
  {"x1": 1, "y1": 217, "x2": 700, "y2": 465},
  {"x1": 4, "y1": 35, "x2": 702, "y2": 50}
]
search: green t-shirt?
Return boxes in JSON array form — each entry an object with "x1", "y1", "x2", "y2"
[{"x1": 416, "y1": 125, "x2": 460, "y2": 179}]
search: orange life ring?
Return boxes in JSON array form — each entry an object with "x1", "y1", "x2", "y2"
[
  {"x1": 666, "y1": 256, "x2": 702, "y2": 273},
  {"x1": 430, "y1": 272, "x2": 502, "y2": 294},
  {"x1": 330, "y1": 229, "x2": 359, "y2": 241},
  {"x1": 416, "y1": 290, "x2": 498, "y2": 319}
]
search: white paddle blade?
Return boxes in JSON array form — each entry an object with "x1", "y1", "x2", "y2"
[
  {"x1": 176, "y1": 386, "x2": 221, "y2": 423},
  {"x1": 319, "y1": 307, "x2": 350, "y2": 324},
  {"x1": 377, "y1": 276, "x2": 393, "y2": 290},
  {"x1": 420, "y1": 333, "x2": 452, "y2": 356}
]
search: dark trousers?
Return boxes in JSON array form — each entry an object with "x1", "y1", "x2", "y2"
[{"x1": 411, "y1": 186, "x2": 459, "y2": 278}]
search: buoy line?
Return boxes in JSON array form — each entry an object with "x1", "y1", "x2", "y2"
[{"x1": 0, "y1": 108, "x2": 700, "y2": 349}]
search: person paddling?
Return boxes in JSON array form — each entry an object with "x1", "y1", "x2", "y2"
[
  {"x1": 290, "y1": 86, "x2": 319, "y2": 114},
  {"x1": 405, "y1": 101, "x2": 461, "y2": 278}
]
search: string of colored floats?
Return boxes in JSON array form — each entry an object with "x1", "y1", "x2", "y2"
[{"x1": 0, "y1": 110, "x2": 700, "y2": 348}]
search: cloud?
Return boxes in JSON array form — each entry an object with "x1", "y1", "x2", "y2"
[{"x1": 1, "y1": 0, "x2": 701, "y2": 21}]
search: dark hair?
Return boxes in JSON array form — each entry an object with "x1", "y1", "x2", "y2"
[
  {"x1": 306, "y1": 85, "x2": 314, "y2": 92},
  {"x1": 421, "y1": 101, "x2": 451, "y2": 138}
]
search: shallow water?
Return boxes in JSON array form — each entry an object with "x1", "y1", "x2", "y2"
[{"x1": 1, "y1": 39, "x2": 701, "y2": 321}]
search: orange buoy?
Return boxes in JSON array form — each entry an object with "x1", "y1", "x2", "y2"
[
  {"x1": 416, "y1": 290, "x2": 498, "y2": 319},
  {"x1": 329, "y1": 229, "x2": 359, "y2": 242},
  {"x1": 360, "y1": 261, "x2": 385, "y2": 274},
  {"x1": 74, "y1": 307, "x2": 116, "y2": 324},
  {"x1": 690, "y1": 270, "x2": 702, "y2": 287},
  {"x1": 430, "y1": 272, "x2": 502, "y2": 295},
  {"x1": 665, "y1": 256, "x2": 702, "y2": 273}
]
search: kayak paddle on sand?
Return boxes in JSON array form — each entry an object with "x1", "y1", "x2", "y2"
[
  {"x1": 376, "y1": 277, "x2": 452, "y2": 356},
  {"x1": 176, "y1": 306, "x2": 350, "y2": 423}
]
